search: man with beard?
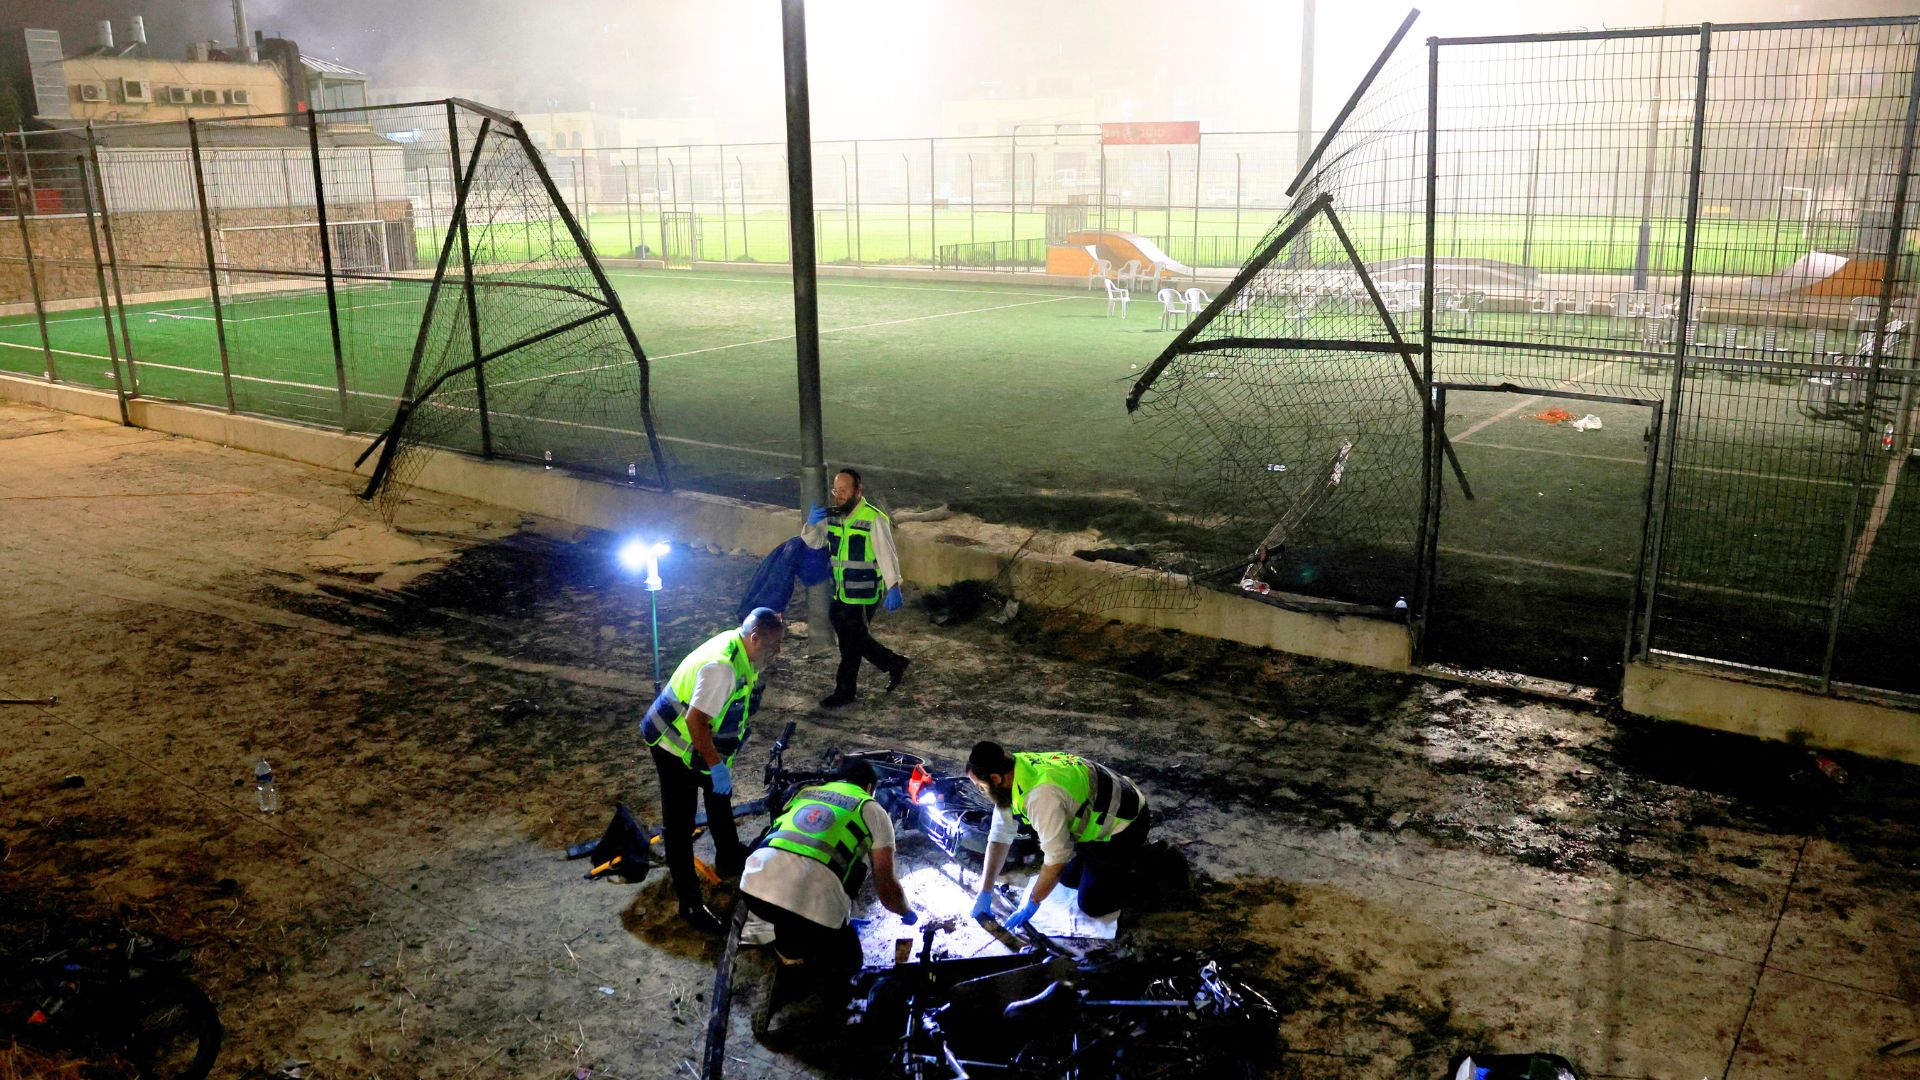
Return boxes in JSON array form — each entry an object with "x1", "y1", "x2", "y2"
[
  {"x1": 963, "y1": 741, "x2": 1152, "y2": 929},
  {"x1": 803, "y1": 468, "x2": 909, "y2": 707}
]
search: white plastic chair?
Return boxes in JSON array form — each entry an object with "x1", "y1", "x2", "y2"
[
  {"x1": 1119, "y1": 258, "x2": 1146, "y2": 290},
  {"x1": 1182, "y1": 287, "x2": 1211, "y2": 315},
  {"x1": 1104, "y1": 277, "x2": 1130, "y2": 318},
  {"x1": 1157, "y1": 287, "x2": 1188, "y2": 330},
  {"x1": 1084, "y1": 246, "x2": 1113, "y2": 290}
]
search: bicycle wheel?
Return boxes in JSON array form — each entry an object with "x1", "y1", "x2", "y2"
[{"x1": 123, "y1": 978, "x2": 222, "y2": 1080}]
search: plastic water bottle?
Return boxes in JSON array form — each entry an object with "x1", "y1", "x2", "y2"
[
  {"x1": 1884, "y1": 424, "x2": 1896, "y2": 452},
  {"x1": 254, "y1": 758, "x2": 279, "y2": 814},
  {"x1": 626, "y1": 461, "x2": 637, "y2": 484},
  {"x1": 544, "y1": 450, "x2": 553, "y2": 470}
]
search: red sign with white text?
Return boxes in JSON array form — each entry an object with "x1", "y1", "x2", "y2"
[{"x1": 1100, "y1": 121, "x2": 1201, "y2": 145}]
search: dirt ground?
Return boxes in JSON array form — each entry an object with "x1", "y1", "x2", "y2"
[{"x1": 2, "y1": 399, "x2": 1918, "y2": 1080}]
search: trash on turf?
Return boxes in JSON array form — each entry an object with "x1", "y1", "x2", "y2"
[
  {"x1": 1533, "y1": 407, "x2": 1577, "y2": 424},
  {"x1": 1569, "y1": 413, "x2": 1603, "y2": 432}
]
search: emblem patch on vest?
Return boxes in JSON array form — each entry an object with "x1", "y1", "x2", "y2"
[{"x1": 795, "y1": 804, "x2": 835, "y2": 832}]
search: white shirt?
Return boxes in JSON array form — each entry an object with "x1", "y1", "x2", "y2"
[
  {"x1": 989, "y1": 780, "x2": 1136, "y2": 867},
  {"x1": 739, "y1": 799, "x2": 895, "y2": 927},
  {"x1": 801, "y1": 499, "x2": 902, "y2": 590},
  {"x1": 685, "y1": 661, "x2": 736, "y2": 716}
]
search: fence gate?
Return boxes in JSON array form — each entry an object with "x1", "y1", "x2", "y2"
[
  {"x1": 661, "y1": 210, "x2": 699, "y2": 267},
  {"x1": 1419, "y1": 384, "x2": 1664, "y2": 689}
]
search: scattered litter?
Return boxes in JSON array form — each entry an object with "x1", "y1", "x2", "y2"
[
  {"x1": 271, "y1": 1060, "x2": 311, "y2": 1080},
  {"x1": 1238, "y1": 577, "x2": 1272, "y2": 595},
  {"x1": 1568, "y1": 413, "x2": 1604, "y2": 432},
  {"x1": 1266, "y1": 463, "x2": 1288, "y2": 472},
  {"x1": 1879, "y1": 1035, "x2": 1920, "y2": 1057},
  {"x1": 1203, "y1": 370, "x2": 1221, "y2": 378},
  {"x1": 1250, "y1": 715, "x2": 1270, "y2": 729},
  {"x1": 1533, "y1": 407, "x2": 1577, "y2": 424},
  {"x1": 989, "y1": 599, "x2": 1020, "y2": 624},
  {"x1": 1811, "y1": 752, "x2": 1848, "y2": 785},
  {"x1": 489, "y1": 698, "x2": 540, "y2": 717},
  {"x1": 597, "y1": 986, "x2": 616, "y2": 996},
  {"x1": 58, "y1": 774, "x2": 85, "y2": 789}
]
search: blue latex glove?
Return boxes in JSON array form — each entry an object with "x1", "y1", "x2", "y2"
[
  {"x1": 707, "y1": 761, "x2": 733, "y2": 796},
  {"x1": 883, "y1": 585, "x2": 903, "y2": 612},
  {"x1": 1002, "y1": 900, "x2": 1041, "y2": 932},
  {"x1": 899, "y1": 908, "x2": 919, "y2": 926},
  {"x1": 805, "y1": 503, "x2": 829, "y2": 526},
  {"x1": 970, "y1": 891, "x2": 994, "y2": 920}
]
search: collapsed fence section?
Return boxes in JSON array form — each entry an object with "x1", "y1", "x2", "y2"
[
  {"x1": 1130, "y1": 14, "x2": 1920, "y2": 701},
  {"x1": 0, "y1": 99, "x2": 669, "y2": 506}
]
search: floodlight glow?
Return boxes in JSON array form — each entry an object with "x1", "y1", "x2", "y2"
[{"x1": 617, "y1": 538, "x2": 670, "y2": 574}]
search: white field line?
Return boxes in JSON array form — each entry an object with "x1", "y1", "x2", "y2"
[
  {"x1": 1467, "y1": 440, "x2": 1855, "y2": 490},
  {"x1": 0, "y1": 339, "x2": 399, "y2": 400},
  {"x1": 1438, "y1": 544, "x2": 1827, "y2": 608},
  {"x1": 603, "y1": 270, "x2": 1086, "y2": 300},
  {"x1": 146, "y1": 297, "x2": 423, "y2": 324},
  {"x1": 1450, "y1": 357, "x2": 1624, "y2": 442},
  {"x1": 467, "y1": 294, "x2": 1081, "y2": 395}
]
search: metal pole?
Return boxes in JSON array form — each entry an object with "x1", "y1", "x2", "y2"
[
  {"x1": 4, "y1": 134, "x2": 56, "y2": 380},
  {"x1": 1819, "y1": 33, "x2": 1920, "y2": 689},
  {"x1": 840, "y1": 155, "x2": 851, "y2": 261},
  {"x1": 902, "y1": 152, "x2": 911, "y2": 263},
  {"x1": 1191, "y1": 134, "x2": 1202, "y2": 269},
  {"x1": 447, "y1": 103, "x2": 493, "y2": 458},
  {"x1": 306, "y1": 111, "x2": 351, "y2": 430},
  {"x1": 76, "y1": 154, "x2": 130, "y2": 426},
  {"x1": 1233, "y1": 152, "x2": 1243, "y2": 264},
  {"x1": 1521, "y1": 127, "x2": 1542, "y2": 269},
  {"x1": 85, "y1": 123, "x2": 138, "y2": 393},
  {"x1": 187, "y1": 120, "x2": 236, "y2": 412},
  {"x1": 1098, "y1": 138, "x2": 1106, "y2": 231},
  {"x1": 1298, "y1": 0, "x2": 1316, "y2": 179},
  {"x1": 1609, "y1": 148, "x2": 1622, "y2": 268},
  {"x1": 853, "y1": 139, "x2": 862, "y2": 264},
  {"x1": 737, "y1": 154, "x2": 749, "y2": 260},
  {"x1": 781, "y1": 0, "x2": 833, "y2": 678},
  {"x1": 1008, "y1": 133, "x2": 1016, "y2": 249},
  {"x1": 968, "y1": 152, "x2": 976, "y2": 244},
  {"x1": 667, "y1": 159, "x2": 679, "y2": 262},
  {"x1": 1165, "y1": 150, "x2": 1173, "y2": 244},
  {"x1": 1413, "y1": 37, "x2": 1440, "y2": 660},
  {"x1": 929, "y1": 136, "x2": 937, "y2": 261},
  {"x1": 1639, "y1": 26, "x2": 1713, "y2": 662},
  {"x1": 620, "y1": 159, "x2": 633, "y2": 254},
  {"x1": 1632, "y1": 91, "x2": 1660, "y2": 291},
  {"x1": 718, "y1": 142, "x2": 730, "y2": 261}
]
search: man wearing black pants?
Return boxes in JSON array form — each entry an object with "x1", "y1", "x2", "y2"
[
  {"x1": 804, "y1": 468, "x2": 909, "y2": 707},
  {"x1": 964, "y1": 742, "x2": 1153, "y2": 929},
  {"x1": 641, "y1": 609, "x2": 786, "y2": 933}
]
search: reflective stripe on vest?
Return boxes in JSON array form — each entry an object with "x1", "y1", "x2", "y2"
[
  {"x1": 828, "y1": 499, "x2": 888, "y2": 605},
  {"x1": 763, "y1": 781, "x2": 874, "y2": 883},
  {"x1": 1009, "y1": 751, "x2": 1141, "y2": 843},
  {"x1": 640, "y1": 629, "x2": 758, "y2": 769}
]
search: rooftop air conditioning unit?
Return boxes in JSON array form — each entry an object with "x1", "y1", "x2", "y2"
[
  {"x1": 121, "y1": 78, "x2": 152, "y2": 103},
  {"x1": 197, "y1": 89, "x2": 222, "y2": 104},
  {"x1": 226, "y1": 88, "x2": 252, "y2": 105},
  {"x1": 165, "y1": 87, "x2": 192, "y2": 104},
  {"x1": 78, "y1": 83, "x2": 107, "y2": 102}
]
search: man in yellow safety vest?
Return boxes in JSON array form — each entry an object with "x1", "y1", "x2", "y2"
[
  {"x1": 641, "y1": 607, "x2": 786, "y2": 933},
  {"x1": 964, "y1": 741, "x2": 1152, "y2": 930},
  {"x1": 804, "y1": 468, "x2": 909, "y2": 708}
]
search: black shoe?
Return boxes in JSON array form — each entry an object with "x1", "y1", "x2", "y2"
[
  {"x1": 679, "y1": 902, "x2": 724, "y2": 934},
  {"x1": 819, "y1": 691, "x2": 855, "y2": 708},
  {"x1": 886, "y1": 658, "x2": 911, "y2": 692}
]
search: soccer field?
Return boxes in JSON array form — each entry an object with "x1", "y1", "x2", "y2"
[{"x1": 2, "y1": 266, "x2": 1913, "y2": 690}]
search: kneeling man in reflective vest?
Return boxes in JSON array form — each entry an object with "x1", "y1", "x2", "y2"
[{"x1": 964, "y1": 741, "x2": 1152, "y2": 929}]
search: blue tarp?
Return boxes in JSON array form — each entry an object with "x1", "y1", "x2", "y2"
[{"x1": 736, "y1": 536, "x2": 830, "y2": 620}]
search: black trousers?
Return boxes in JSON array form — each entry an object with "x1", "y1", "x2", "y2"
[
  {"x1": 650, "y1": 744, "x2": 745, "y2": 909},
  {"x1": 1059, "y1": 805, "x2": 1154, "y2": 918},
  {"x1": 830, "y1": 598, "x2": 903, "y2": 695},
  {"x1": 743, "y1": 893, "x2": 862, "y2": 974}
]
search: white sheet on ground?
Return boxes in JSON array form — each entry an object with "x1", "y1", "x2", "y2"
[{"x1": 1028, "y1": 883, "x2": 1120, "y2": 940}]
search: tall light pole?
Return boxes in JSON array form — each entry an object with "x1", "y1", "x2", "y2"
[
  {"x1": 1297, "y1": 0, "x2": 1316, "y2": 174},
  {"x1": 782, "y1": 0, "x2": 832, "y2": 652}
]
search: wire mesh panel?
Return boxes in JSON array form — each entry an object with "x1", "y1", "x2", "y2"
[
  {"x1": 1, "y1": 130, "x2": 125, "y2": 393},
  {"x1": 1125, "y1": 24, "x2": 1430, "y2": 611},
  {"x1": 364, "y1": 104, "x2": 668, "y2": 516}
]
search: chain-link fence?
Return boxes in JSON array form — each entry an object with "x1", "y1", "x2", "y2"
[{"x1": 1129, "y1": 13, "x2": 1920, "y2": 700}]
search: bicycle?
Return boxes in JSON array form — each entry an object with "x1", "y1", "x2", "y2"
[{"x1": 0, "y1": 924, "x2": 223, "y2": 1079}]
